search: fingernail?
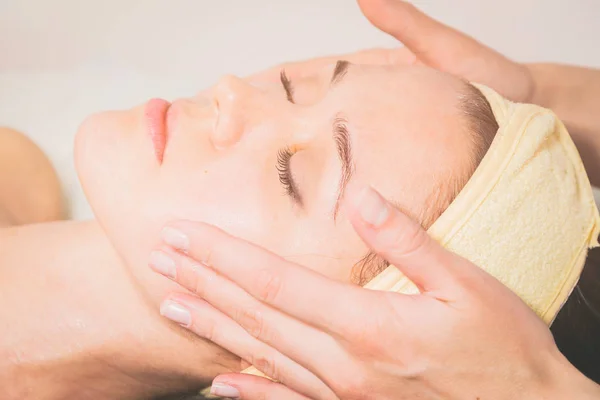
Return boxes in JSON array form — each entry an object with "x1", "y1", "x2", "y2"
[
  {"x1": 161, "y1": 226, "x2": 189, "y2": 252},
  {"x1": 210, "y1": 382, "x2": 240, "y2": 398},
  {"x1": 356, "y1": 186, "x2": 390, "y2": 227},
  {"x1": 149, "y1": 251, "x2": 176, "y2": 279},
  {"x1": 160, "y1": 300, "x2": 191, "y2": 327}
]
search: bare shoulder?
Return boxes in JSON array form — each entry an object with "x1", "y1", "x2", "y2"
[{"x1": 0, "y1": 127, "x2": 65, "y2": 226}]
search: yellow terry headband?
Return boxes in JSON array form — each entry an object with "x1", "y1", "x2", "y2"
[
  {"x1": 236, "y1": 85, "x2": 600, "y2": 382},
  {"x1": 367, "y1": 84, "x2": 600, "y2": 324}
]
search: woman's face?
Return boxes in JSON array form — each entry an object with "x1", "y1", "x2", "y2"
[{"x1": 76, "y1": 62, "x2": 471, "y2": 301}]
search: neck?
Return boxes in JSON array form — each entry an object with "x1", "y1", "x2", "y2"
[{"x1": 0, "y1": 220, "x2": 238, "y2": 400}]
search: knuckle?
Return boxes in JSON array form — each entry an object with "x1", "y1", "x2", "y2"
[
  {"x1": 345, "y1": 321, "x2": 381, "y2": 355},
  {"x1": 236, "y1": 308, "x2": 278, "y2": 344},
  {"x1": 236, "y1": 308, "x2": 265, "y2": 340},
  {"x1": 338, "y1": 295, "x2": 395, "y2": 357},
  {"x1": 186, "y1": 262, "x2": 219, "y2": 298},
  {"x1": 194, "y1": 318, "x2": 218, "y2": 342},
  {"x1": 387, "y1": 221, "x2": 429, "y2": 258},
  {"x1": 338, "y1": 300, "x2": 369, "y2": 337},
  {"x1": 190, "y1": 264, "x2": 208, "y2": 297},
  {"x1": 249, "y1": 353, "x2": 280, "y2": 382},
  {"x1": 255, "y1": 268, "x2": 283, "y2": 304},
  {"x1": 201, "y1": 246, "x2": 214, "y2": 267},
  {"x1": 332, "y1": 373, "x2": 369, "y2": 400}
]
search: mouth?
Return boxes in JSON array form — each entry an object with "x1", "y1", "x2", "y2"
[{"x1": 144, "y1": 98, "x2": 172, "y2": 163}]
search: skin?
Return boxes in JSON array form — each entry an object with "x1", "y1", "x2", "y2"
[
  {"x1": 6, "y1": 0, "x2": 598, "y2": 397},
  {"x1": 358, "y1": 0, "x2": 600, "y2": 185},
  {"x1": 149, "y1": 1, "x2": 600, "y2": 398},
  {"x1": 75, "y1": 62, "x2": 474, "y2": 307},
  {"x1": 0, "y1": 61, "x2": 476, "y2": 399},
  {"x1": 155, "y1": 189, "x2": 600, "y2": 400},
  {"x1": 0, "y1": 127, "x2": 64, "y2": 227}
]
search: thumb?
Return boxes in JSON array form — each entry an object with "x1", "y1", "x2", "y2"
[
  {"x1": 357, "y1": 0, "x2": 479, "y2": 67},
  {"x1": 345, "y1": 185, "x2": 464, "y2": 294}
]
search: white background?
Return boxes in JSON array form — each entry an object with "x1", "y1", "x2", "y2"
[{"x1": 1, "y1": 0, "x2": 599, "y2": 219}]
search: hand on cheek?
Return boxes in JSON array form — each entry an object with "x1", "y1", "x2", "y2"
[
  {"x1": 148, "y1": 241, "x2": 336, "y2": 400},
  {"x1": 149, "y1": 186, "x2": 570, "y2": 400}
]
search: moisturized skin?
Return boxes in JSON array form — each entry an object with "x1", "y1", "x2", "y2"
[
  {"x1": 76, "y1": 63, "x2": 473, "y2": 306},
  {"x1": 0, "y1": 61, "x2": 477, "y2": 399}
]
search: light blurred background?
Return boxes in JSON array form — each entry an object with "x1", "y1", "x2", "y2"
[{"x1": 1, "y1": 0, "x2": 599, "y2": 219}]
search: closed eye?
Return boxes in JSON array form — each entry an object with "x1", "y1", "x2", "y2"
[{"x1": 276, "y1": 147, "x2": 303, "y2": 206}]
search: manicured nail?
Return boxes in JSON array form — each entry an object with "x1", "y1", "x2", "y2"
[
  {"x1": 149, "y1": 251, "x2": 176, "y2": 279},
  {"x1": 210, "y1": 382, "x2": 240, "y2": 398},
  {"x1": 160, "y1": 300, "x2": 191, "y2": 327},
  {"x1": 161, "y1": 226, "x2": 189, "y2": 252},
  {"x1": 356, "y1": 186, "x2": 390, "y2": 227}
]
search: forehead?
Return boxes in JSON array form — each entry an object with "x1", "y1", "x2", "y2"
[{"x1": 329, "y1": 65, "x2": 473, "y2": 215}]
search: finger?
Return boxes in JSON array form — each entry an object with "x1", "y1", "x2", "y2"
[
  {"x1": 151, "y1": 248, "x2": 343, "y2": 397},
  {"x1": 159, "y1": 292, "x2": 334, "y2": 399},
  {"x1": 159, "y1": 222, "x2": 371, "y2": 335},
  {"x1": 210, "y1": 374, "x2": 316, "y2": 400},
  {"x1": 357, "y1": 0, "x2": 479, "y2": 65},
  {"x1": 344, "y1": 185, "x2": 466, "y2": 294}
]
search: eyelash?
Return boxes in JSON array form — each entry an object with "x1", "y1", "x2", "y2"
[
  {"x1": 276, "y1": 119, "x2": 349, "y2": 208},
  {"x1": 276, "y1": 147, "x2": 303, "y2": 205}
]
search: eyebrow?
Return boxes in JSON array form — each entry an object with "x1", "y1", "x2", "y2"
[
  {"x1": 280, "y1": 70, "x2": 294, "y2": 103},
  {"x1": 332, "y1": 115, "x2": 354, "y2": 221},
  {"x1": 280, "y1": 60, "x2": 350, "y2": 104},
  {"x1": 280, "y1": 64, "x2": 354, "y2": 219},
  {"x1": 331, "y1": 60, "x2": 350, "y2": 86}
]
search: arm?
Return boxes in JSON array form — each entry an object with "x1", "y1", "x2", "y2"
[
  {"x1": 0, "y1": 221, "x2": 238, "y2": 400},
  {"x1": 528, "y1": 64, "x2": 600, "y2": 185}
]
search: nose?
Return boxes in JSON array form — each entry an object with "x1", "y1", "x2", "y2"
[{"x1": 211, "y1": 75, "x2": 261, "y2": 149}]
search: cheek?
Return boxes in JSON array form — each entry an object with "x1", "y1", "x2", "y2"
[
  {"x1": 76, "y1": 108, "x2": 157, "y2": 226},
  {"x1": 76, "y1": 109, "x2": 167, "y2": 280},
  {"x1": 104, "y1": 155, "x2": 284, "y2": 266},
  {"x1": 281, "y1": 216, "x2": 368, "y2": 284}
]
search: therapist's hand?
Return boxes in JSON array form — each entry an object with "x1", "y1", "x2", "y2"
[
  {"x1": 358, "y1": 0, "x2": 536, "y2": 103},
  {"x1": 150, "y1": 186, "x2": 596, "y2": 400}
]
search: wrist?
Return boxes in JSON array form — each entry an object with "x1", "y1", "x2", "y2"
[
  {"x1": 524, "y1": 63, "x2": 566, "y2": 112},
  {"x1": 523, "y1": 63, "x2": 547, "y2": 107},
  {"x1": 536, "y1": 350, "x2": 600, "y2": 400}
]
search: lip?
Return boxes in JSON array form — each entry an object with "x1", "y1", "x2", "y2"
[{"x1": 144, "y1": 98, "x2": 171, "y2": 163}]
